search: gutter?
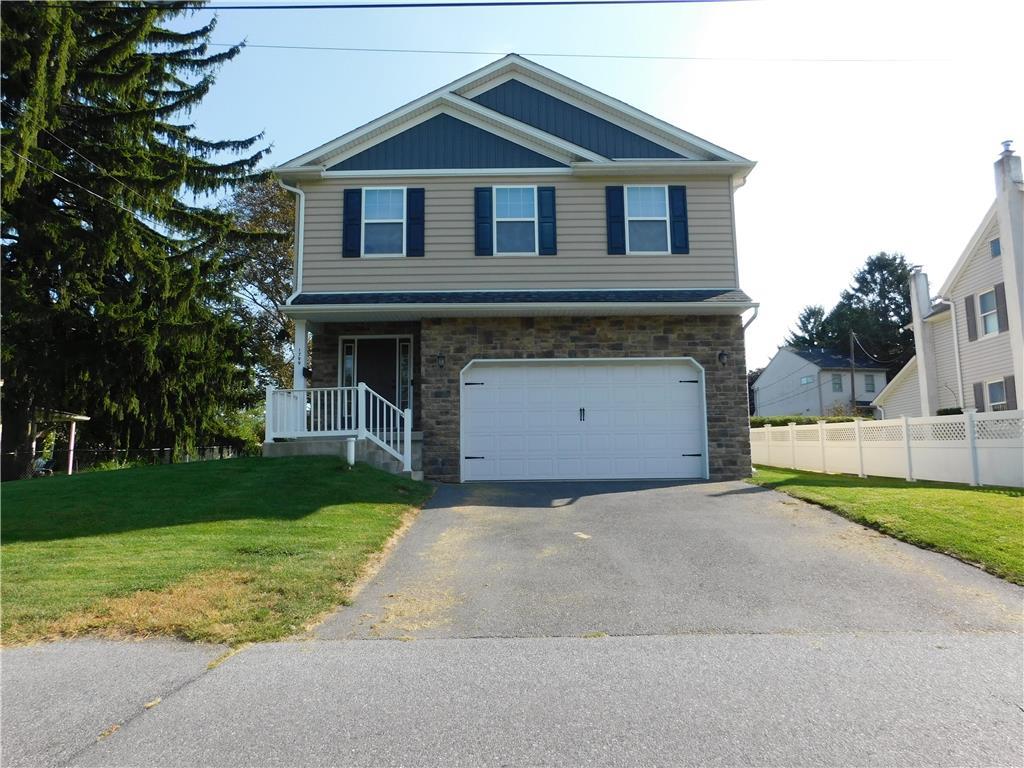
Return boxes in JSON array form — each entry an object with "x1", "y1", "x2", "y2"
[
  {"x1": 277, "y1": 178, "x2": 305, "y2": 304},
  {"x1": 742, "y1": 305, "x2": 759, "y2": 330},
  {"x1": 280, "y1": 300, "x2": 759, "y2": 318},
  {"x1": 938, "y1": 292, "x2": 966, "y2": 407}
]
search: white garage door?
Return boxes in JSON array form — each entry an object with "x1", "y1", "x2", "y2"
[{"x1": 460, "y1": 359, "x2": 706, "y2": 481}]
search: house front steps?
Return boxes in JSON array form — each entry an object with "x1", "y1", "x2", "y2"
[{"x1": 262, "y1": 432, "x2": 424, "y2": 481}]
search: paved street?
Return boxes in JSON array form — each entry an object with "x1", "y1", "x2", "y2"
[{"x1": 3, "y1": 480, "x2": 1022, "y2": 766}]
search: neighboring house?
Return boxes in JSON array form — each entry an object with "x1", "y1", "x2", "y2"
[
  {"x1": 265, "y1": 54, "x2": 758, "y2": 482},
  {"x1": 873, "y1": 144, "x2": 1023, "y2": 417},
  {"x1": 751, "y1": 347, "x2": 887, "y2": 417}
]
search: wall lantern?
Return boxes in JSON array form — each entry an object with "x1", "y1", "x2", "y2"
[
  {"x1": 717, "y1": 351, "x2": 730, "y2": 366},
  {"x1": 436, "y1": 353, "x2": 446, "y2": 369}
]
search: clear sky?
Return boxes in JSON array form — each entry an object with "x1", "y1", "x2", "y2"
[{"x1": 176, "y1": 0, "x2": 1023, "y2": 369}]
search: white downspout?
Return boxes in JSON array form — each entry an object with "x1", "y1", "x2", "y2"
[
  {"x1": 278, "y1": 178, "x2": 305, "y2": 304},
  {"x1": 939, "y1": 293, "x2": 966, "y2": 408}
]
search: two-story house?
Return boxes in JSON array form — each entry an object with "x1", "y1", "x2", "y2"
[
  {"x1": 751, "y1": 347, "x2": 888, "y2": 417},
  {"x1": 872, "y1": 144, "x2": 1022, "y2": 417},
  {"x1": 264, "y1": 55, "x2": 758, "y2": 482}
]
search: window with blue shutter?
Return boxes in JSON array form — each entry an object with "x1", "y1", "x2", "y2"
[
  {"x1": 342, "y1": 188, "x2": 361, "y2": 258},
  {"x1": 668, "y1": 185, "x2": 689, "y2": 254},
  {"x1": 538, "y1": 186, "x2": 557, "y2": 255},
  {"x1": 474, "y1": 187, "x2": 493, "y2": 256},
  {"x1": 406, "y1": 188, "x2": 425, "y2": 257},
  {"x1": 605, "y1": 186, "x2": 625, "y2": 255}
]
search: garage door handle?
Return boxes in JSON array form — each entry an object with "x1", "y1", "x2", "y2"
[
  {"x1": 679, "y1": 379, "x2": 699, "y2": 384},
  {"x1": 682, "y1": 453, "x2": 703, "y2": 457},
  {"x1": 579, "y1": 407, "x2": 585, "y2": 422}
]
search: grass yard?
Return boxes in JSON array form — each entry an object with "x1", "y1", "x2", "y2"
[
  {"x1": 748, "y1": 466, "x2": 1024, "y2": 585},
  {"x1": 1, "y1": 457, "x2": 432, "y2": 645}
]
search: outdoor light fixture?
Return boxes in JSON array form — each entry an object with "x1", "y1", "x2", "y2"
[
  {"x1": 717, "y1": 351, "x2": 730, "y2": 366},
  {"x1": 436, "y1": 353, "x2": 446, "y2": 369}
]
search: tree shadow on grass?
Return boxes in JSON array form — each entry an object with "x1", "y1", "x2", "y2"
[{"x1": 0, "y1": 456, "x2": 430, "y2": 543}]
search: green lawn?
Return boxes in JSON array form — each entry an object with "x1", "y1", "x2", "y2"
[
  {"x1": 1, "y1": 457, "x2": 432, "y2": 645},
  {"x1": 748, "y1": 466, "x2": 1024, "y2": 584}
]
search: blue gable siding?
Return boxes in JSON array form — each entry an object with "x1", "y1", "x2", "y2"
[
  {"x1": 472, "y1": 79, "x2": 683, "y2": 160},
  {"x1": 328, "y1": 114, "x2": 567, "y2": 171}
]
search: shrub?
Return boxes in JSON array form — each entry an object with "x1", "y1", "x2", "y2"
[
  {"x1": 936, "y1": 407, "x2": 963, "y2": 416},
  {"x1": 750, "y1": 415, "x2": 873, "y2": 428}
]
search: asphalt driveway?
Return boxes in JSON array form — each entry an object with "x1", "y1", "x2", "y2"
[{"x1": 4, "y1": 479, "x2": 1022, "y2": 766}]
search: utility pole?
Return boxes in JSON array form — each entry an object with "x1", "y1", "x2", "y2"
[{"x1": 849, "y1": 331, "x2": 857, "y2": 413}]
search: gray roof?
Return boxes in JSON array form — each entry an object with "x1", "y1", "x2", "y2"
[
  {"x1": 290, "y1": 289, "x2": 753, "y2": 306},
  {"x1": 788, "y1": 347, "x2": 889, "y2": 371}
]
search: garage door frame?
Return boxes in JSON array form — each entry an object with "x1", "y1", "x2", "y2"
[{"x1": 458, "y1": 357, "x2": 709, "y2": 482}]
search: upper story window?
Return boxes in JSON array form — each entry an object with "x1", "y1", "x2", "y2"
[
  {"x1": 494, "y1": 186, "x2": 537, "y2": 255},
  {"x1": 362, "y1": 188, "x2": 405, "y2": 257},
  {"x1": 978, "y1": 290, "x2": 999, "y2": 336},
  {"x1": 832, "y1": 373, "x2": 843, "y2": 392},
  {"x1": 864, "y1": 374, "x2": 876, "y2": 393},
  {"x1": 800, "y1": 375, "x2": 814, "y2": 385},
  {"x1": 625, "y1": 185, "x2": 669, "y2": 254},
  {"x1": 990, "y1": 238, "x2": 1001, "y2": 257},
  {"x1": 987, "y1": 379, "x2": 1007, "y2": 410}
]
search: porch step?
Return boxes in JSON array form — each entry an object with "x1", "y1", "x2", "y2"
[{"x1": 262, "y1": 433, "x2": 423, "y2": 481}]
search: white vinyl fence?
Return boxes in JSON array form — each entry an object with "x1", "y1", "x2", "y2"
[{"x1": 750, "y1": 409, "x2": 1023, "y2": 488}]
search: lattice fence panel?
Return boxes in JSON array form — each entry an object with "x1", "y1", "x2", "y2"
[
  {"x1": 794, "y1": 428, "x2": 820, "y2": 442},
  {"x1": 862, "y1": 424, "x2": 905, "y2": 442},
  {"x1": 750, "y1": 430, "x2": 767, "y2": 442},
  {"x1": 976, "y1": 415, "x2": 1024, "y2": 441},
  {"x1": 910, "y1": 422, "x2": 965, "y2": 442},
  {"x1": 771, "y1": 430, "x2": 792, "y2": 442},
  {"x1": 825, "y1": 427, "x2": 855, "y2": 442}
]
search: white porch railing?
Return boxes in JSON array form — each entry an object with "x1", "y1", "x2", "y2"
[
  {"x1": 265, "y1": 383, "x2": 412, "y2": 471},
  {"x1": 749, "y1": 409, "x2": 1024, "y2": 487}
]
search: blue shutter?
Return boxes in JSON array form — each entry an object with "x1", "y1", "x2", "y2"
[
  {"x1": 668, "y1": 185, "x2": 689, "y2": 254},
  {"x1": 474, "y1": 187, "x2": 493, "y2": 256},
  {"x1": 342, "y1": 188, "x2": 361, "y2": 258},
  {"x1": 406, "y1": 188, "x2": 425, "y2": 257},
  {"x1": 605, "y1": 186, "x2": 625, "y2": 255},
  {"x1": 537, "y1": 186, "x2": 557, "y2": 255}
]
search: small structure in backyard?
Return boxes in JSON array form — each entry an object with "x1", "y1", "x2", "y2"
[
  {"x1": 32, "y1": 410, "x2": 90, "y2": 476},
  {"x1": 749, "y1": 410, "x2": 1023, "y2": 488}
]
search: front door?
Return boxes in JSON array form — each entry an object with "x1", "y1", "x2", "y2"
[{"x1": 339, "y1": 337, "x2": 413, "y2": 414}]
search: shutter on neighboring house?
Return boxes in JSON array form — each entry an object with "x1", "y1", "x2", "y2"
[
  {"x1": 474, "y1": 187, "x2": 492, "y2": 256},
  {"x1": 964, "y1": 295, "x2": 978, "y2": 341},
  {"x1": 342, "y1": 188, "x2": 361, "y2": 258},
  {"x1": 406, "y1": 188, "x2": 425, "y2": 257},
  {"x1": 972, "y1": 382, "x2": 985, "y2": 412},
  {"x1": 994, "y1": 282, "x2": 1009, "y2": 332},
  {"x1": 668, "y1": 185, "x2": 690, "y2": 254},
  {"x1": 1005, "y1": 375, "x2": 1018, "y2": 410},
  {"x1": 605, "y1": 186, "x2": 625, "y2": 255},
  {"x1": 537, "y1": 186, "x2": 557, "y2": 255}
]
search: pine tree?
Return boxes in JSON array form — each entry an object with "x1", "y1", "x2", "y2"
[{"x1": 1, "y1": 1, "x2": 268, "y2": 478}]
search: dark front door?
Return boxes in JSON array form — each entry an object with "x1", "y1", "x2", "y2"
[{"x1": 357, "y1": 338, "x2": 398, "y2": 404}]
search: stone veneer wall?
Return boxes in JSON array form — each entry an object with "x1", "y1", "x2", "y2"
[{"x1": 418, "y1": 315, "x2": 750, "y2": 482}]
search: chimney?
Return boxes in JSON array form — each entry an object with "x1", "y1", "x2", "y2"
[
  {"x1": 909, "y1": 270, "x2": 939, "y2": 415},
  {"x1": 994, "y1": 141, "x2": 1024, "y2": 412}
]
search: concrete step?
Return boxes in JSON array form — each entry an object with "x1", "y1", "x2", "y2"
[{"x1": 263, "y1": 434, "x2": 423, "y2": 481}]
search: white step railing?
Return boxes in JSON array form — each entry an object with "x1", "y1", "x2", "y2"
[{"x1": 265, "y1": 384, "x2": 412, "y2": 472}]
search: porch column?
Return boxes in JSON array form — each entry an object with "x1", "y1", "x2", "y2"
[{"x1": 293, "y1": 318, "x2": 307, "y2": 390}]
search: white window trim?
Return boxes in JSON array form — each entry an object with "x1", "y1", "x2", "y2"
[
  {"x1": 625, "y1": 184, "x2": 670, "y2": 256},
  {"x1": 492, "y1": 185, "x2": 539, "y2": 256},
  {"x1": 978, "y1": 289, "x2": 999, "y2": 337},
  {"x1": 361, "y1": 186, "x2": 406, "y2": 258},
  {"x1": 864, "y1": 373, "x2": 875, "y2": 393},
  {"x1": 986, "y1": 378, "x2": 1007, "y2": 410},
  {"x1": 832, "y1": 373, "x2": 843, "y2": 392}
]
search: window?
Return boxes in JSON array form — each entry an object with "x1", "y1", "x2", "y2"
[
  {"x1": 987, "y1": 380, "x2": 1008, "y2": 411},
  {"x1": 625, "y1": 185, "x2": 669, "y2": 254},
  {"x1": 362, "y1": 188, "x2": 405, "y2": 256},
  {"x1": 978, "y1": 290, "x2": 999, "y2": 336},
  {"x1": 864, "y1": 374, "x2": 876, "y2": 393},
  {"x1": 990, "y1": 238, "x2": 1001, "y2": 257},
  {"x1": 800, "y1": 375, "x2": 814, "y2": 386},
  {"x1": 832, "y1": 374, "x2": 843, "y2": 392},
  {"x1": 494, "y1": 186, "x2": 537, "y2": 255}
]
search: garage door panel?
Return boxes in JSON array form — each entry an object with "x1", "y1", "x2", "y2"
[{"x1": 461, "y1": 360, "x2": 706, "y2": 481}]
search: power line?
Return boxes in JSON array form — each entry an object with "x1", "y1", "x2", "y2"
[
  {"x1": 852, "y1": 332, "x2": 905, "y2": 365},
  {"x1": 210, "y1": 42, "x2": 944, "y2": 63}
]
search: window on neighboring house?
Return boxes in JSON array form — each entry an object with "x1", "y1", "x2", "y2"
[
  {"x1": 625, "y1": 185, "x2": 669, "y2": 254},
  {"x1": 990, "y1": 238, "x2": 1001, "y2": 257},
  {"x1": 832, "y1": 374, "x2": 843, "y2": 392},
  {"x1": 800, "y1": 375, "x2": 814, "y2": 385},
  {"x1": 494, "y1": 186, "x2": 537, "y2": 255},
  {"x1": 987, "y1": 379, "x2": 1008, "y2": 411},
  {"x1": 362, "y1": 188, "x2": 405, "y2": 256},
  {"x1": 864, "y1": 374, "x2": 876, "y2": 393},
  {"x1": 978, "y1": 290, "x2": 999, "y2": 336}
]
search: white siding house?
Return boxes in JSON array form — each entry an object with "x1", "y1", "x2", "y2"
[
  {"x1": 873, "y1": 144, "x2": 1023, "y2": 417},
  {"x1": 752, "y1": 347, "x2": 887, "y2": 417}
]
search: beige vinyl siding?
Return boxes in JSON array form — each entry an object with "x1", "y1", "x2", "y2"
[
  {"x1": 300, "y1": 174, "x2": 737, "y2": 292},
  {"x1": 877, "y1": 360, "x2": 922, "y2": 418},
  {"x1": 948, "y1": 217, "x2": 1013, "y2": 409},
  {"x1": 930, "y1": 316, "x2": 960, "y2": 410}
]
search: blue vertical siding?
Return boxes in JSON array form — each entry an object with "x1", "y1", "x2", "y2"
[
  {"x1": 328, "y1": 114, "x2": 567, "y2": 171},
  {"x1": 472, "y1": 79, "x2": 683, "y2": 160}
]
